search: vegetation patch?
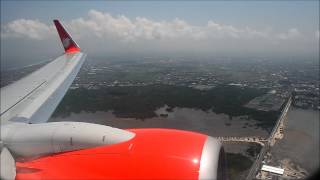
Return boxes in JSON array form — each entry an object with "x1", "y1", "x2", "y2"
[
  {"x1": 53, "y1": 84, "x2": 279, "y2": 131},
  {"x1": 225, "y1": 153, "x2": 253, "y2": 180}
]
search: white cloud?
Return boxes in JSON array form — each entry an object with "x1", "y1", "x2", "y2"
[
  {"x1": 1, "y1": 19, "x2": 55, "y2": 40},
  {"x1": 277, "y1": 28, "x2": 301, "y2": 40},
  {"x1": 68, "y1": 10, "x2": 271, "y2": 41},
  {"x1": 1, "y1": 9, "x2": 316, "y2": 57},
  {"x1": 206, "y1": 21, "x2": 270, "y2": 39},
  {"x1": 69, "y1": 10, "x2": 202, "y2": 41},
  {"x1": 1, "y1": 10, "x2": 274, "y2": 42}
]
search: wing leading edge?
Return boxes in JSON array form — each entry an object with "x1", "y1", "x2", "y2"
[{"x1": 0, "y1": 20, "x2": 86, "y2": 124}]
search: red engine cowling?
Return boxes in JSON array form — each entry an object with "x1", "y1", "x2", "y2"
[{"x1": 16, "y1": 128, "x2": 227, "y2": 180}]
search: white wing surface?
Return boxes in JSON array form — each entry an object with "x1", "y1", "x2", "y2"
[{"x1": 0, "y1": 20, "x2": 86, "y2": 124}]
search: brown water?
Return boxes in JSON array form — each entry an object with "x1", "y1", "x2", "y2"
[
  {"x1": 50, "y1": 105, "x2": 269, "y2": 138},
  {"x1": 270, "y1": 107, "x2": 319, "y2": 174}
]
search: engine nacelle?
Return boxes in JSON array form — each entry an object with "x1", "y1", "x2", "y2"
[
  {"x1": 15, "y1": 128, "x2": 227, "y2": 180},
  {"x1": 1, "y1": 122, "x2": 134, "y2": 158}
]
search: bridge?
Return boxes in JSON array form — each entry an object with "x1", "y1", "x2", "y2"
[
  {"x1": 246, "y1": 96, "x2": 292, "y2": 180},
  {"x1": 216, "y1": 136, "x2": 267, "y2": 146}
]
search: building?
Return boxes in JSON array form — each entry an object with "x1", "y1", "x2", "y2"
[{"x1": 261, "y1": 165, "x2": 284, "y2": 176}]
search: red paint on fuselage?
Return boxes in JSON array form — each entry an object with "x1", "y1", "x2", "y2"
[{"x1": 16, "y1": 128, "x2": 207, "y2": 180}]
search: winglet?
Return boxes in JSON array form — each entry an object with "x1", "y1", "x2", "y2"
[{"x1": 53, "y1": 19, "x2": 80, "y2": 53}]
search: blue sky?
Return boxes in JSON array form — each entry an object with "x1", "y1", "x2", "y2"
[{"x1": 1, "y1": 1, "x2": 319, "y2": 69}]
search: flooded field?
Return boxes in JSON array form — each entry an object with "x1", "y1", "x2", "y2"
[
  {"x1": 50, "y1": 105, "x2": 269, "y2": 138},
  {"x1": 270, "y1": 107, "x2": 319, "y2": 176}
]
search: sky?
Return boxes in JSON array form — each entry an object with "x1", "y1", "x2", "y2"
[{"x1": 1, "y1": 0, "x2": 319, "y2": 70}]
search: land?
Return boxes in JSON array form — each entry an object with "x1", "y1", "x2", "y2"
[
  {"x1": 1, "y1": 55, "x2": 319, "y2": 180},
  {"x1": 226, "y1": 153, "x2": 254, "y2": 180},
  {"x1": 52, "y1": 85, "x2": 280, "y2": 132},
  {"x1": 261, "y1": 107, "x2": 319, "y2": 179}
]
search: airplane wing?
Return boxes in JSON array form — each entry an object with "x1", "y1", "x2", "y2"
[
  {"x1": 0, "y1": 20, "x2": 86, "y2": 124},
  {"x1": 0, "y1": 19, "x2": 226, "y2": 180}
]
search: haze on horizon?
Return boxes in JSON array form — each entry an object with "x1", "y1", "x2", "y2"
[{"x1": 1, "y1": 1, "x2": 319, "y2": 70}]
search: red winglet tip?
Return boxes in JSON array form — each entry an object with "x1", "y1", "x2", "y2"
[{"x1": 53, "y1": 20, "x2": 80, "y2": 53}]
